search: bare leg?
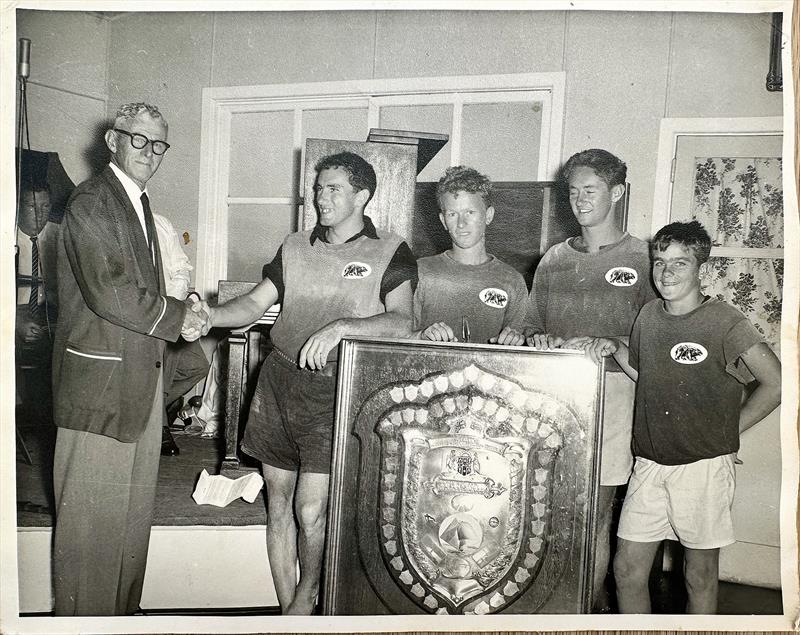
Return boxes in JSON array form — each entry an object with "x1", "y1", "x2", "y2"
[
  {"x1": 614, "y1": 538, "x2": 662, "y2": 613},
  {"x1": 592, "y1": 484, "x2": 616, "y2": 611},
  {"x1": 285, "y1": 471, "x2": 330, "y2": 615},
  {"x1": 262, "y1": 463, "x2": 299, "y2": 612},
  {"x1": 683, "y1": 547, "x2": 719, "y2": 614}
]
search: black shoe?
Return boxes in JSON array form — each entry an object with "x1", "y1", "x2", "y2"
[
  {"x1": 165, "y1": 396, "x2": 184, "y2": 429},
  {"x1": 161, "y1": 426, "x2": 180, "y2": 456}
]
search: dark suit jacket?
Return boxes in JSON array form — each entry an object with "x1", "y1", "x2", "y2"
[{"x1": 53, "y1": 166, "x2": 186, "y2": 442}]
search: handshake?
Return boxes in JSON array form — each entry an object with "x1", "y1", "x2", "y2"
[{"x1": 181, "y1": 296, "x2": 212, "y2": 342}]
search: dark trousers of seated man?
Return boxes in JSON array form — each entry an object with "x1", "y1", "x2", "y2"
[{"x1": 163, "y1": 339, "x2": 210, "y2": 412}]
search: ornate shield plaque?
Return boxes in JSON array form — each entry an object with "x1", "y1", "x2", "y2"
[
  {"x1": 374, "y1": 363, "x2": 576, "y2": 614},
  {"x1": 324, "y1": 338, "x2": 603, "y2": 616}
]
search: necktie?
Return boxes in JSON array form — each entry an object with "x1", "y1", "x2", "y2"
[
  {"x1": 140, "y1": 192, "x2": 155, "y2": 257},
  {"x1": 140, "y1": 191, "x2": 164, "y2": 287},
  {"x1": 29, "y1": 236, "x2": 39, "y2": 317}
]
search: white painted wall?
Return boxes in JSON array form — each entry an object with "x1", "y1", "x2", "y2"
[
  {"x1": 97, "y1": 9, "x2": 782, "y2": 273},
  {"x1": 15, "y1": 10, "x2": 110, "y2": 185}
]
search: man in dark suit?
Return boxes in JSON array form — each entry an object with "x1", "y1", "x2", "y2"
[{"x1": 51, "y1": 102, "x2": 207, "y2": 616}]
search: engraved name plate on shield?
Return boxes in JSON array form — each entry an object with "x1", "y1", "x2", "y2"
[{"x1": 324, "y1": 338, "x2": 603, "y2": 615}]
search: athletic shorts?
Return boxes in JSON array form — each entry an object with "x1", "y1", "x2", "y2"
[
  {"x1": 241, "y1": 350, "x2": 337, "y2": 474},
  {"x1": 599, "y1": 371, "x2": 635, "y2": 486},
  {"x1": 617, "y1": 454, "x2": 736, "y2": 549}
]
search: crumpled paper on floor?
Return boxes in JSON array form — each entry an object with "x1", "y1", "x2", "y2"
[{"x1": 192, "y1": 469, "x2": 263, "y2": 507}]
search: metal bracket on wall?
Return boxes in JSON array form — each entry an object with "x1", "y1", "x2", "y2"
[{"x1": 766, "y1": 12, "x2": 783, "y2": 92}]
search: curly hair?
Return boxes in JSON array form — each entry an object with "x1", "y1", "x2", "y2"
[
  {"x1": 315, "y1": 151, "x2": 377, "y2": 205},
  {"x1": 113, "y1": 102, "x2": 167, "y2": 129},
  {"x1": 651, "y1": 220, "x2": 712, "y2": 264},
  {"x1": 436, "y1": 166, "x2": 492, "y2": 208},
  {"x1": 562, "y1": 149, "x2": 626, "y2": 189}
]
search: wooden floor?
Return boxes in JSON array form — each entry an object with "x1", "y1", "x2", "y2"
[
  {"x1": 14, "y1": 418, "x2": 784, "y2": 618},
  {"x1": 16, "y1": 418, "x2": 266, "y2": 528}
]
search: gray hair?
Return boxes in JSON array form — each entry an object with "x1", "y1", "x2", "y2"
[{"x1": 113, "y1": 102, "x2": 167, "y2": 129}]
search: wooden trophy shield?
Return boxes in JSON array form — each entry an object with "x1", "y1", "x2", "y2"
[{"x1": 324, "y1": 338, "x2": 604, "y2": 615}]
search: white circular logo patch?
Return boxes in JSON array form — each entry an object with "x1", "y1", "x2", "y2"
[
  {"x1": 342, "y1": 261, "x2": 372, "y2": 279},
  {"x1": 670, "y1": 342, "x2": 708, "y2": 364},
  {"x1": 479, "y1": 287, "x2": 508, "y2": 309},
  {"x1": 605, "y1": 266, "x2": 638, "y2": 287}
]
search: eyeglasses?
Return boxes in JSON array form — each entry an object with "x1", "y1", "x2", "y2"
[{"x1": 113, "y1": 128, "x2": 170, "y2": 155}]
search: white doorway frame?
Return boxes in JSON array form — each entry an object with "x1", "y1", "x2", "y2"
[
  {"x1": 195, "y1": 72, "x2": 565, "y2": 296},
  {"x1": 651, "y1": 116, "x2": 784, "y2": 236}
]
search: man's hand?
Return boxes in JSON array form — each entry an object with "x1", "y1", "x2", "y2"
[
  {"x1": 563, "y1": 336, "x2": 619, "y2": 364},
  {"x1": 191, "y1": 299, "x2": 213, "y2": 337},
  {"x1": 420, "y1": 321, "x2": 457, "y2": 342},
  {"x1": 298, "y1": 320, "x2": 345, "y2": 370},
  {"x1": 525, "y1": 332, "x2": 564, "y2": 350},
  {"x1": 16, "y1": 316, "x2": 44, "y2": 344},
  {"x1": 490, "y1": 326, "x2": 524, "y2": 346},
  {"x1": 181, "y1": 298, "x2": 210, "y2": 341}
]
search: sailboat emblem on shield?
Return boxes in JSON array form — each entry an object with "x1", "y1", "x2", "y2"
[{"x1": 374, "y1": 364, "x2": 575, "y2": 614}]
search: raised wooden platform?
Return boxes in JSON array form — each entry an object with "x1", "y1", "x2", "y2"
[
  {"x1": 14, "y1": 423, "x2": 277, "y2": 614},
  {"x1": 17, "y1": 524, "x2": 277, "y2": 614}
]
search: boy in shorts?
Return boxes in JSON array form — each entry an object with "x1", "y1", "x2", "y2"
[
  {"x1": 525, "y1": 149, "x2": 657, "y2": 610},
  {"x1": 579, "y1": 220, "x2": 781, "y2": 613},
  {"x1": 196, "y1": 152, "x2": 416, "y2": 614},
  {"x1": 413, "y1": 166, "x2": 527, "y2": 345}
]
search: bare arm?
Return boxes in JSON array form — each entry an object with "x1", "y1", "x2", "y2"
[
  {"x1": 738, "y1": 342, "x2": 781, "y2": 434},
  {"x1": 209, "y1": 277, "x2": 280, "y2": 330},
  {"x1": 564, "y1": 336, "x2": 638, "y2": 381},
  {"x1": 610, "y1": 338, "x2": 638, "y2": 382},
  {"x1": 299, "y1": 279, "x2": 414, "y2": 370}
]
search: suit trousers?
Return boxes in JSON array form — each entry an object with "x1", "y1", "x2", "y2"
[
  {"x1": 163, "y1": 339, "x2": 211, "y2": 407},
  {"x1": 52, "y1": 372, "x2": 163, "y2": 616}
]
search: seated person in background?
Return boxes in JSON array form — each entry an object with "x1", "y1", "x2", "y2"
[
  {"x1": 15, "y1": 183, "x2": 59, "y2": 422},
  {"x1": 155, "y1": 212, "x2": 211, "y2": 455},
  {"x1": 155, "y1": 212, "x2": 192, "y2": 301},
  {"x1": 187, "y1": 151, "x2": 417, "y2": 614},
  {"x1": 579, "y1": 221, "x2": 781, "y2": 614},
  {"x1": 413, "y1": 166, "x2": 526, "y2": 345},
  {"x1": 524, "y1": 148, "x2": 657, "y2": 611}
]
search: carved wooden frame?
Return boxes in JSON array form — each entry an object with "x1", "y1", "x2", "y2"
[{"x1": 324, "y1": 337, "x2": 604, "y2": 615}]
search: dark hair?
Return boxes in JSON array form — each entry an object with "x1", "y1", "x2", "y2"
[
  {"x1": 562, "y1": 149, "x2": 627, "y2": 188},
  {"x1": 315, "y1": 151, "x2": 377, "y2": 205},
  {"x1": 18, "y1": 183, "x2": 50, "y2": 211},
  {"x1": 436, "y1": 166, "x2": 492, "y2": 208},
  {"x1": 651, "y1": 220, "x2": 712, "y2": 264},
  {"x1": 20, "y1": 182, "x2": 50, "y2": 196}
]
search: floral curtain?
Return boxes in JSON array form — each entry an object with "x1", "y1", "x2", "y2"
[{"x1": 687, "y1": 156, "x2": 784, "y2": 353}]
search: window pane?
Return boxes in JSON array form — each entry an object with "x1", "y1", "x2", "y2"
[
  {"x1": 229, "y1": 111, "x2": 294, "y2": 198},
  {"x1": 378, "y1": 104, "x2": 452, "y2": 182},
  {"x1": 300, "y1": 107, "x2": 369, "y2": 194},
  {"x1": 688, "y1": 156, "x2": 783, "y2": 249},
  {"x1": 461, "y1": 102, "x2": 542, "y2": 181},
  {"x1": 227, "y1": 203, "x2": 294, "y2": 282}
]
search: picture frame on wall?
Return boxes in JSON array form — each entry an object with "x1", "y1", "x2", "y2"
[{"x1": 323, "y1": 337, "x2": 605, "y2": 615}]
